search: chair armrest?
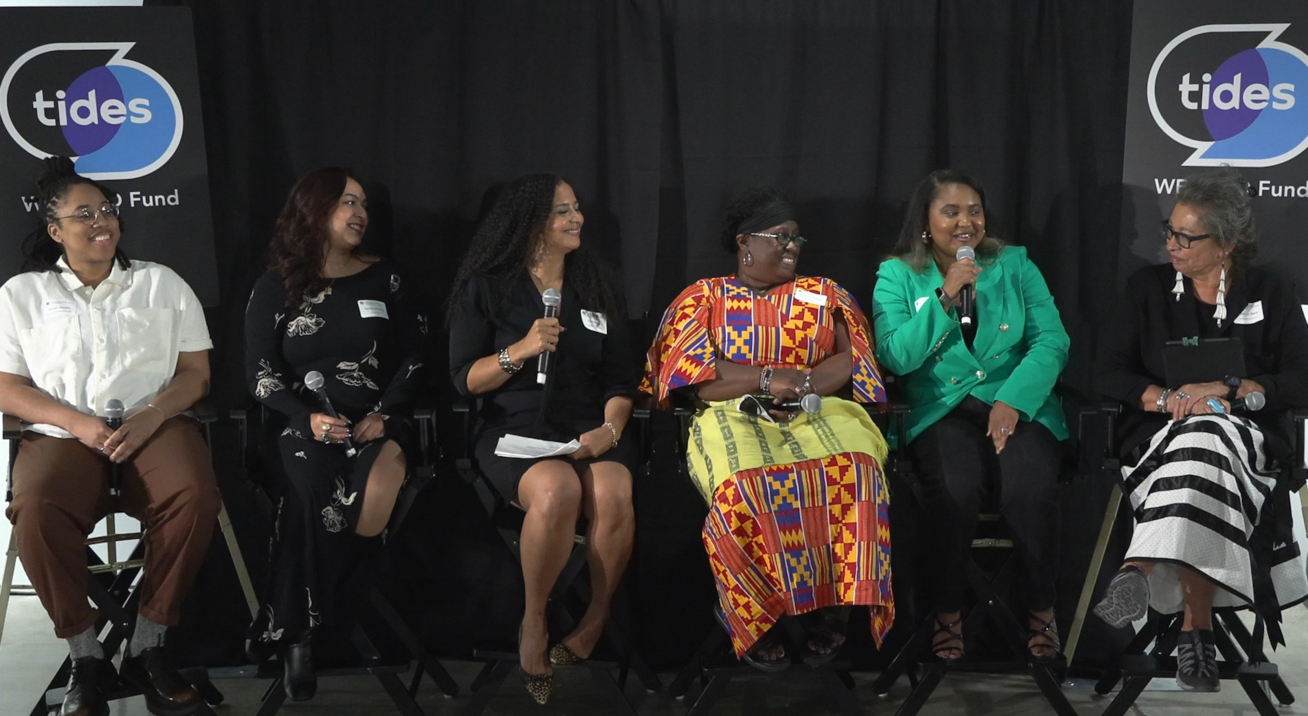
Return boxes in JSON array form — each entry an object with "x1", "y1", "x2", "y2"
[
  {"x1": 2, "y1": 412, "x2": 20, "y2": 441},
  {"x1": 193, "y1": 398, "x2": 217, "y2": 424}
]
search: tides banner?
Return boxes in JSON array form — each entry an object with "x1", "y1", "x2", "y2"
[
  {"x1": 1120, "y1": 2, "x2": 1308, "y2": 289},
  {"x1": 0, "y1": 7, "x2": 217, "y2": 305}
]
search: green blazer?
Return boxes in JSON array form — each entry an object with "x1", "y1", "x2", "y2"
[{"x1": 871, "y1": 245, "x2": 1070, "y2": 447}]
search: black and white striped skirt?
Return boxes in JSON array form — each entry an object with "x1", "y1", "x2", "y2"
[{"x1": 1122, "y1": 414, "x2": 1308, "y2": 614}]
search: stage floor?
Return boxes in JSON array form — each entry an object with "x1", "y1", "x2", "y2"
[{"x1": 2, "y1": 594, "x2": 1307, "y2": 716}]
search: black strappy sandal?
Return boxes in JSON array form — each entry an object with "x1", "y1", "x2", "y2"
[
  {"x1": 931, "y1": 615, "x2": 965, "y2": 663},
  {"x1": 799, "y1": 608, "x2": 848, "y2": 666},
  {"x1": 1026, "y1": 610, "x2": 1062, "y2": 663},
  {"x1": 714, "y1": 605, "x2": 790, "y2": 673}
]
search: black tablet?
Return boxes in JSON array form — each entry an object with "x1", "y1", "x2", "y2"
[{"x1": 1162, "y1": 337, "x2": 1246, "y2": 389}]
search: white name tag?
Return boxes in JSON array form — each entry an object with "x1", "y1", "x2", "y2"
[
  {"x1": 914, "y1": 296, "x2": 930, "y2": 312},
  {"x1": 1234, "y1": 301, "x2": 1264, "y2": 325},
  {"x1": 358, "y1": 300, "x2": 389, "y2": 319},
  {"x1": 580, "y1": 310, "x2": 608, "y2": 334},
  {"x1": 42, "y1": 300, "x2": 75, "y2": 320},
  {"x1": 794, "y1": 289, "x2": 828, "y2": 306}
]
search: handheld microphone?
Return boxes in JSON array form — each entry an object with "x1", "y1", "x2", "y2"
[
  {"x1": 956, "y1": 246, "x2": 975, "y2": 327},
  {"x1": 1232, "y1": 391, "x2": 1266, "y2": 413},
  {"x1": 104, "y1": 399, "x2": 124, "y2": 497},
  {"x1": 537, "y1": 288, "x2": 562, "y2": 385},
  {"x1": 304, "y1": 371, "x2": 357, "y2": 457},
  {"x1": 739, "y1": 393, "x2": 823, "y2": 416}
]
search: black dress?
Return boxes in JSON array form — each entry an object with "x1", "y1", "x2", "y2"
[
  {"x1": 449, "y1": 270, "x2": 638, "y2": 502},
  {"x1": 243, "y1": 259, "x2": 428, "y2": 645}
]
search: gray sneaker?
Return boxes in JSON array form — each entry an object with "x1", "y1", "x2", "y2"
[
  {"x1": 1176, "y1": 629, "x2": 1220, "y2": 692},
  {"x1": 1093, "y1": 566, "x2": 1150, "y2": 628}
]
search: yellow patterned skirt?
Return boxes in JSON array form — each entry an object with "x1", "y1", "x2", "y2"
[{"x1": 688, "y1": 397, "x2": 893, "y2": 657}]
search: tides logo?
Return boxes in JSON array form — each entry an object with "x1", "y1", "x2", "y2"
[
  {"x1": 1149, "y1": 23, "x2": 1308, "y2": 167},
  {"x1": 1, "y1": 42, "x2": 183, "y2": 180}
]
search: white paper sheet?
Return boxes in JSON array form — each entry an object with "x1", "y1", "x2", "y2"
[{"x1": 493, "y1": 434, "x2": 580, "y2": 459}]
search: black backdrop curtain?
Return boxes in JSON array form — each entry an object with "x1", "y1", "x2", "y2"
[{"x1": 147, "y1": 0, "x2": 1136, "y2": 670}]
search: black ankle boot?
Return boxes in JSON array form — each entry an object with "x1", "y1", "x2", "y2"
[{"x1": 283, "y1": 632, "x2": 316, "y2": 701}]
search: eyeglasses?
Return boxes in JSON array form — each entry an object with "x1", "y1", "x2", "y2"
[
  {"x1": 748, "y1": 232, "x2": 807, "y2": 248},
  {"x1": 1160, "y1": 220, "x2": 1211, "y2": 249},
  {"x1": 54, "y1": 204, "x2": 119, "y2": 225}
]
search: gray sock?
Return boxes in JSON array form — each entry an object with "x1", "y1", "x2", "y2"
[
  {"x1": 66, "y1": 625, "x2": 104, "y2": 660},
  {"x1": 127, "y1": 614, "x2": 166, "y2": 656}
]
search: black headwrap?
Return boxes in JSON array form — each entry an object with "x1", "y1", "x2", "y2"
[{"x1": 735, "y1": 197, "x2": 797, "y2": 237}]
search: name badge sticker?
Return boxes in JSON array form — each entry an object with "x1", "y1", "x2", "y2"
[
  {"x1": 358, "y1": 300, "x2": 389, "y2": 319},
  {"x1": 914, "y1": 296, "x2": 930, "y2": 312},
  {"x1": 580, "y1": 310, "x2": 608, "y2": 334},
  {"x1": 42, "y1": 300, "x2": 75, "y2": 321},
  {"x1": 794, "y1": 289, "x2": 828, "y2": 306},
  {"x1": 1234, "y1": 301, "x2": 1264, "y2": 325}
]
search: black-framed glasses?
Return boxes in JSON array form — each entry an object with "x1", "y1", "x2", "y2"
[
  {"x1": 1160, "y1": 220, "x2": 1211, "y2": 249},
  {"x1": 54, "y1": 204, "x2": 119, "y2": 225},
  {"x1": 748, "y1": 231, "x2": 807, "y2": 248}
]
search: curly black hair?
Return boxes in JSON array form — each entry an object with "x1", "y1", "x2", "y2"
[
  {"x1": 20, "y1": 156, "x2": 130, "y2": 272},
  {"x1": 446, "y1": 174, "x2": 620, "y2": 324},
  {"x1": 718, "y1": 186, "x2": 794, "y2": 254}
]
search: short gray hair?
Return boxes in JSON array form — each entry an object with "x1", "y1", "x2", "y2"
[{"x1": 1176, "y1": 168, "x2": 1257, "y2": 266}]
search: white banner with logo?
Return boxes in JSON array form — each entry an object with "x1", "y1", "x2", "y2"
[
  {"x1": 1120, "y1": 2, "x2": 1308, "y2": 288},
  {"x1": 0, "y1": 7, "x2": 217, "y2": 304}
]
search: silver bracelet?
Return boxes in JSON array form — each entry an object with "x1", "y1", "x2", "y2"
[
  {"x1": 146, "y1": 403, "x2": 168, "y2": 418},
  {"x1": 498, "y1": 347, "x2": 522, "y2": 374},
  {"x1": 602, "y1": 421, "x2": 619, "y2": 448},
  {"x1": 1155, "y1": 388, "x2": 1172, "y2": 413}
]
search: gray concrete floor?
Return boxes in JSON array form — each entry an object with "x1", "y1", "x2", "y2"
[{"x1": 2, "y1": 594, "x2": 1307, "y2": 716}]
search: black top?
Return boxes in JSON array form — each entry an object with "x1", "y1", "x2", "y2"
[
  {"x1": 1096, "y1": 263, "x2": 1308, "y2": 459},
  {"x1": 448, "y1": 270, "x2": 636, "y2": 436},
  {"x1": 246, "y1": 259, "x2": 428, "y2": 436}
]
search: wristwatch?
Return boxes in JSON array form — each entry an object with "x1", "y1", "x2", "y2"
[{"x1": 1223, "y1": 374, "x2": 1242, "y2": 400}]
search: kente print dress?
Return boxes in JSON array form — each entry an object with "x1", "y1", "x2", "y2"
[
  {"x1": 243, "y1": 259, "x2": 428, "y2": 645},
  {"x1": 643, "y1": 275, "x2": 894, "y2": 657}
]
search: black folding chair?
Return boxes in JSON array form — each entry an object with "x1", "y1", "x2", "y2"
[
  {"x1": 1, "y1": 402, "x2": 253, "y2": 716},
  {"x1": 210, "y1": 400, "x2": 459, "y2": 716},
  {"x1": 451, "y1": 396, "x2": 662, "y2": 716},
  {"x1": 1078, "y1": 403, "x2": 1303, "y2": 716}
]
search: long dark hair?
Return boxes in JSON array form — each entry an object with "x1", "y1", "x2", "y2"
[
  {"x1": 269, "y1": 167, "x2": 359, "y2": 311},
  {"x1": 891, "y1": 169, "x2": 1005, "y2": 272},
  {"x1": 20, "y1": 156, "x2": 130, "y2": 273},
  {"x1": 446, "y1": 174, "x2": 619, "y2": 324}
]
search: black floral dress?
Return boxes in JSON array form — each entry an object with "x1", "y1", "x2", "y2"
[{"x1": 243, "y1": 259, "x2": 428, "y2": 645}]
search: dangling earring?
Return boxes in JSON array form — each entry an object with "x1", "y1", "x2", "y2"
[
  {"x1": 1214, "y1": 256, "x2": 1228, "y2": 327},
  {"x1": 922, "y1": 230, "x2": 930, "y2": 245},
  {"x1": 743, "y1": 250, "x2": 754, "y2": 267},
  {"x1": 1172, "y1": 271, "x2": 1184, "y2": 302}
]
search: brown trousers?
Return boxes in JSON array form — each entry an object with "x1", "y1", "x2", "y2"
[{"x1": 5, "y1": 417, "x2": 220, "y2": 638}]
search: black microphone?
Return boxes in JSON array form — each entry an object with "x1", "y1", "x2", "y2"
[
  {"x1": 956, "y1": 245, "x2": 975, "y2": 327},
  {"x1": 739, "y1": 393, "x2": 823, "y2": 416},
  {"x1": 537, "y1": 288, "x2": 562, "y2": 386},
  {"x1": 1232, "y1": 391, "x2": 1266, "y2": 413},
  {"x1": 104, "y1": 399, "x2": 124, "y2": 497},
  {"x1": 304, "y1": 371, "x2": 357, "y2": 457}
]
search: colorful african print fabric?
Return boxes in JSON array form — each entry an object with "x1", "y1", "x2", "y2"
[{"x1": 644, "y1": 276, "x2": 894, "y2": 657}]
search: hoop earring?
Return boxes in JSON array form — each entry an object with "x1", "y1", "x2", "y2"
[{"x1": 743, "y1": 250, "x2": 754, "y2": 267}]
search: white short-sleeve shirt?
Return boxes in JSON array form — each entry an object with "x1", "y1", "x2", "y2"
[{"x1": 0, "y1": 258, "x2": 212, "y2": 438}]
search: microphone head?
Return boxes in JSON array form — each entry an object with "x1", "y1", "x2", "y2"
[
  {"x1": 542, "y1": 288, "x2": 562, "y2": 307},
  {"x1": 799, "y1": 393, "x2": 823, "y2": 413},
  {"x1": 304, "y1": 371, "x2": 325, "y2": 391},
  {"x1": 1244, "y1": 391, "x2": 1266, "y2": 411},
  {"x1": 955, "y1": 245, "x2": 976, "y2": 261},
  {"x1": 105, "y1": 399, "x2": 124, "y2": 419}
]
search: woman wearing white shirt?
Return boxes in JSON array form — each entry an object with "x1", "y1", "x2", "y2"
[{"x1": 0, "y1": 157, "x2": 218, "y2": 716}]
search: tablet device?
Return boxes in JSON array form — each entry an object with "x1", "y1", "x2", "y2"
[{"x1": 1162, "y1": 337, "x2": 1246, "y2": 389}]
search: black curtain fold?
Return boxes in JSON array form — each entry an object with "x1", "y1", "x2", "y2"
[{"x1": 154, "y1": 0, "x2": 1134, "y2": 669}]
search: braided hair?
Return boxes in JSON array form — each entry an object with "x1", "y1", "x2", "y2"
[
  {"x1": 446, "y1": 174, "x2": 619, "y2": 324},
  {"x1": 20, "y1": 156, "x2": 129, "y2": 272}
]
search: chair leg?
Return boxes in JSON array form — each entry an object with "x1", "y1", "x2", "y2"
[
  {"x1": 366, "y1": 587, "x2": 460, "y2": 698},
  {"x1": 0, "y1": 529, "x2": 18, "y2": 648},
  {"x1": 256, "y1": 679, "x2": 288, "y2": 716},
  {"x1": 817, "y1": 669, "x2": 862, "y2": 716},
  {"x1": 894, "y1": 666, "x2": 944, "y2": 716},
  {"x1": 1219, "y1": 611, "x2": 1295, "y2": 705},
  {"x1": 376, "y1": 672, "x2": 428, "y2": 716},
  {"x1": 871, "y1": 617, "x2": 931, "y2": 696},
  {"x1": 1065, "y1": 483, "x2": 1121, "y2": 667},
  {"x1": 668, "y1": 628, "x2": 728, "y2": 698},
  {"x1": 216, "y1": 501, "x2": 259, "y2": 619},
  {"x1": 588, "y1": 663, "x2": 637, "y2": 715},
  {"x1": 1101, "y1": 675, "x2": 1153, "y2": 716},
  {"x1": 460, "y1": 659, "x2": 513, "y2": 716},
  {"x1": 685, "y1": 672, "x2": 732, "y2": 716}
]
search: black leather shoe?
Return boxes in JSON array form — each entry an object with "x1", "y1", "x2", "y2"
[
  {"x1": 119, "y1": 647, "x2": 202, "y2": 716},
  {"x1": 62, "y1": 656, "x2": 116, "y2": 716},
  {"x1": 283, "y1": 632, "x2": 317, "y2": 701}
]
